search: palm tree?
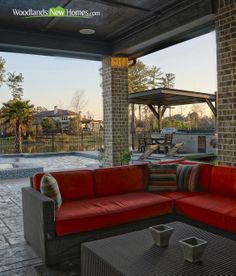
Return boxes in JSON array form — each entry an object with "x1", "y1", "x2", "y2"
[{"x1": 1, "y1": 99, "x2": 34, "y2": 153}]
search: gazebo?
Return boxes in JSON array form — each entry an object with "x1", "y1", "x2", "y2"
[{"x1": 128, "y1": 88, "x2": 217, "y2": 131}]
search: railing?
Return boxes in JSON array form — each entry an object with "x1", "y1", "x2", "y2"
[{"x1": 0, "y1": 132, "x2": 104, "y2": 154}]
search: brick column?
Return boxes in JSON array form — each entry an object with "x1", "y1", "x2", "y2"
[
  {"x1": 216, "y1": 0, "x2": 236, "y2": 166},
  {"x1": 102, "y1": 57, "x2": 129, "y2": 167}
]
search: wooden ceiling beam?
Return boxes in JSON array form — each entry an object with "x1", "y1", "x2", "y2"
[
  {"x1": 0, "y1": 28, "x2": 111, "y2": 60},
  {"x1": 113, "y1": 0, "x2": 214, "y2": 58},
  {"x1": 105, "y1": 0, "x2": 179, "y2": 39}
]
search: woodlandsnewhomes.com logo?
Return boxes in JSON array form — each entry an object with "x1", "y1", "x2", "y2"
[{"x1": 12, "y1": 6, "x2": 100, "y2": 19}]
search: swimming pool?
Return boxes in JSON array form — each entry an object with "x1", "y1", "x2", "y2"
[{"x1": 0, "y1": 152, "x2": 101, "y2": 179}]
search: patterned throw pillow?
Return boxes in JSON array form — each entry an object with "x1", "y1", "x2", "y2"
[
  {"x1": 177, "y1": 164, "x2": 200, "y2": 192},
  {"x1": 148, "y1": 164, "x2": 178, "y2": 192},
  {"x1": 40, "y1": 173, "x2": 62, "y2": 208}
]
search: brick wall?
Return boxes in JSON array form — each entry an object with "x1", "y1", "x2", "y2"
[
  {"x1": 102, "y1": 57, "x2": 129, "y2": 167},
  {"x1": 216, "y1": 0, "x2": 236, "y2": 165}
]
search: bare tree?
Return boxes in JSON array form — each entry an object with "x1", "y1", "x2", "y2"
[
  {"x1": 58, "y1": 100, "x2": 64, "y2": 110},
  {"x1": 86, "y1": 111, "x2": 94, "y2": 120},
  {"x1": 189, "y1": 112, "x2": 199, "y2": 129},
  {"x1": 191, "y1": 103, "x2": 206, "y2": 118},
  {"x1": 71, "y1": 90, "x2": 87, "y2": 113}
]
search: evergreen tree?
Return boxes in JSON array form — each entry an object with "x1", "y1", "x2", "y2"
[
  {"x1": 160, "y1": 73, "x2": 175, "y2": 88},
  {"x1": 1, "y1": 99, "x2": 34, "y2": 153},
  {"x1": 0, "y1": 57, "x2": 6, "y2": 87},
  {"x1": 147, "y1": 66, "x2": 163, "y2": 89},
  {"x1": 7, "y1": 72, "x2": 24, "y2": 100},
  {"x1": 41, "y1": 118, "x2": 57, "y2": 133}
]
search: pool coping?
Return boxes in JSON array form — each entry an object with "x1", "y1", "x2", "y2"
[
  {"x1": 0, "y1": 166, "x2": 44, "y2": 180},
  {"x1": 0, "y1": 151, "x2": 100, "y2": 160}
]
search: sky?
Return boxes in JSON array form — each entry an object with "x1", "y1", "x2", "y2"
[{"x1": 0, "y1": 31, "x2": 217, "y2": 119}]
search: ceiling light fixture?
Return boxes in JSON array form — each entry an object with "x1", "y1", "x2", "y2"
[{"x1": 79, "y1": 29, "x2": 95, "y2": 35}]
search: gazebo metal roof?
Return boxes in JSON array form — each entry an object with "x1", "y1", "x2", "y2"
[{"x1": 128, "y1": 88, "x2": 216, "y2": 106}]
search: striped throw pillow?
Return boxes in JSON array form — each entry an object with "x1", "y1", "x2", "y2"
[
  {"x1": 177, "y1": 164, "x2": 200, "y2": 192},
  {"x1": 40, "y1": 173, "x2": 62, "y2": 208},
  {"x1": 148, "y1": 164, "x2": 178, "y2": 192}
]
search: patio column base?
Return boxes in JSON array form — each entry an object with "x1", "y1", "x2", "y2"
[{"x1": 102, "y1": 57, "x2": 129, "y2": 167}]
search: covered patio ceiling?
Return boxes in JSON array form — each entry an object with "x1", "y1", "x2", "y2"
[{"x1": 0, "y1": 0, "x2": 215, "y2": 60}]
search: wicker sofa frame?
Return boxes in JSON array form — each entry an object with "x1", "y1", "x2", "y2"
[
  {"x1": 22, "y1": 186, "x2": 236, "y2": 265},
  {"x1": 22, "y1": 187, "x2": 175, "y2": 265}
]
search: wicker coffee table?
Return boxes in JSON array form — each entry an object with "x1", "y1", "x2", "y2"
[{"x1": 81, "y1": 221, "x2": 236, "y2": 275}]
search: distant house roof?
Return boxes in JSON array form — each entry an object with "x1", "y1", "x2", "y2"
[{"x1": 35, "y1": 109, "x2": 77, "y2": 118}]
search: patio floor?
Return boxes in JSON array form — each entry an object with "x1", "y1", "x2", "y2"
[
  {"x1": 0, "y1": 178, "x2": 82, "y2": 275},
  {"x1": 0, "y1": 178, "x2": 41, "y2": 275}
]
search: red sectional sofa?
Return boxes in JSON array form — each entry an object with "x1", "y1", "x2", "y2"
[
  {"x1": 175, "y1": 164, "x2": 236, "y2": 233},
  {"x1": 30, "y1": 165, "x2": 173, "y2": 237},
  {"x1": 22, "y1": 162, "x2": 236, "y2": 265}
]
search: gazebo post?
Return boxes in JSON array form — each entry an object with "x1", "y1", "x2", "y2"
[
  {"x1": 147, "y1": 104, "x2": 165, "y2": 133},
  {"x1": 147, "y1": 104, "x2": 159, "y2": 132},
  {"x1": 158, "y1": 105, "x2": 162, "y2": 132}
]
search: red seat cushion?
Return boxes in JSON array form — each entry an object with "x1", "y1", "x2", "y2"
[
  {"x1": 158, "y1": 191, "x2": 203, "y2": 201},
  {"x1": 55, "y1": 192, "x2": 173, "y2": 236},
  {"x1": 210, "y1": 165, "x2": 236, "y2": 197},
  {"x1": 225, "y1": 209, "x2": 236, "y2": 234},
  {"x1": 176, "y1": 194, "x2": 236, "y2": 231},
  {"x1": 31, "y1": 170, "x2": 95, "y2": 201},
  {"x1": 94, "y1": 165, "x2": 148, "y2": 197}
]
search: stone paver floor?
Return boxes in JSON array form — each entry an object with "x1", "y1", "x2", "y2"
[
  {"x1": 0, "y1": 178, "x2": 81, "y2": 276},
  {"x1": 0, "y1": 178, "x2": 41, "y2": 275}
]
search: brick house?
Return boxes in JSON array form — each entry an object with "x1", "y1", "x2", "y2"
[
  {"x1": 34, "y1": 106, "x2": 103, "y2": 133},
  {"x1": 34, "y1": 106, "x2": 78, "y2": 131}
]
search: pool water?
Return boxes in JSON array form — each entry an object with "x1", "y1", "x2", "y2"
[{"x1": 0, "y1": 155, "x2": 100, "y2": 172}]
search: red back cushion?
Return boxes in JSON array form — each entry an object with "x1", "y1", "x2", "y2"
[
  {"x1": 94, "y1": 165, "x2": 148, "y2": 197},
  {"x1": 197, "y1": 164, "x2": 212, "y2": 192},
  {"x1": 210, "y1": 165, "x2": 236, "y2": 197},
  {"x1": 31, "y1": 170, "x2": 95, "y2": 201}
]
